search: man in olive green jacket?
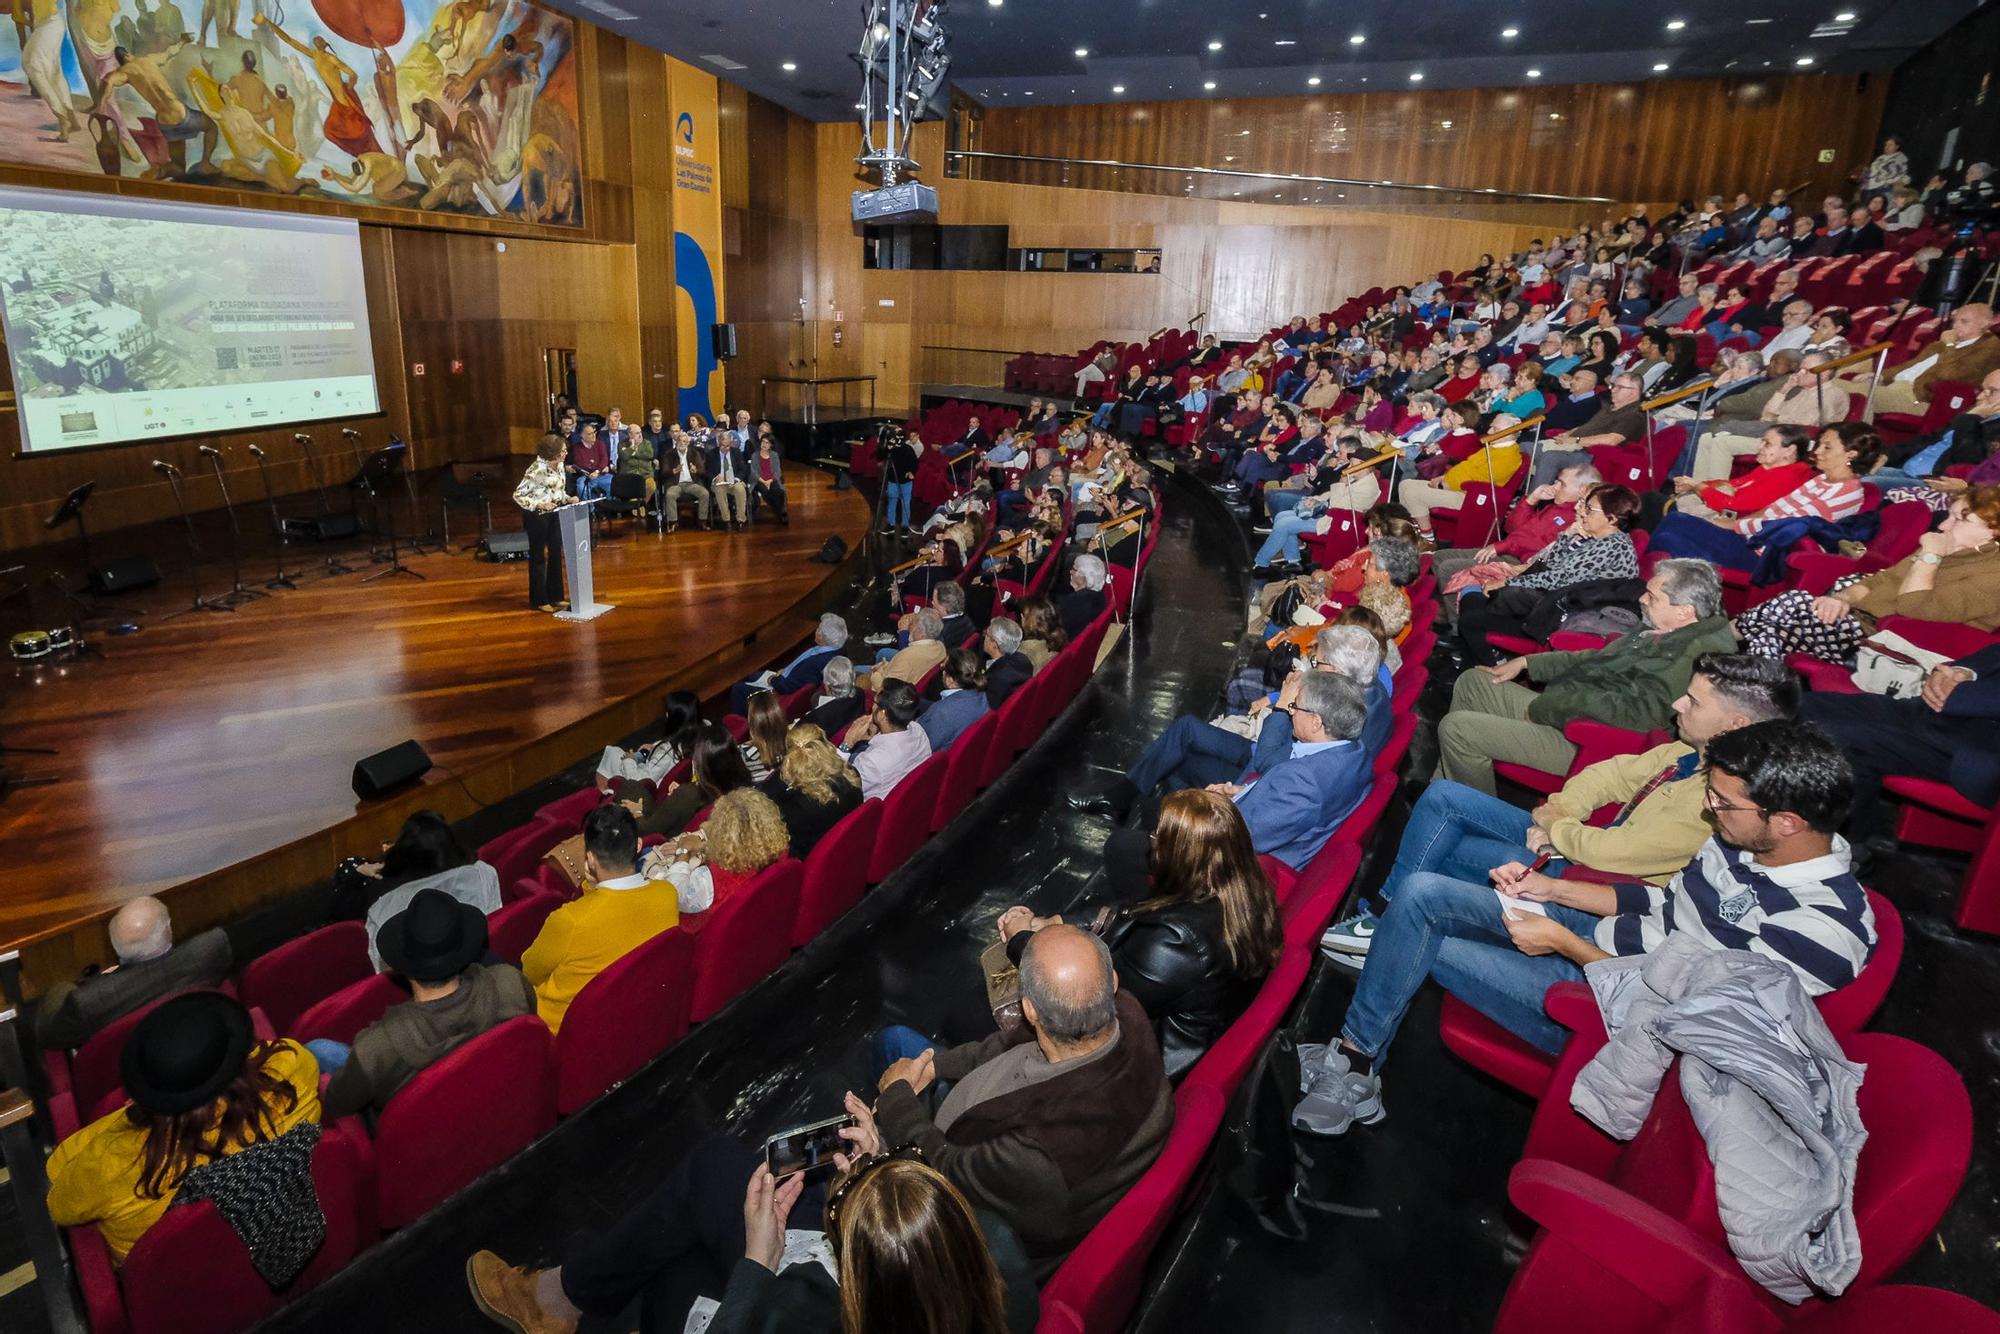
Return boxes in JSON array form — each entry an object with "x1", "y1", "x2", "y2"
[{"x1": 1437, "y1": 559, "x2": 1738, "y2": 794}]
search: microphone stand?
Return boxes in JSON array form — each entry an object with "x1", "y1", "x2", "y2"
[
  {"x1": 247, "y1": 446, "x2": 300, "y2": 589},
  {"x1": 296, "y1": 433, "x2": 356, "y2": 576},
  {"x1": 199, "y1": 447, "x2": 266, "y2": 606},
  {"x1": 154, "y1": 462, "x2": 236, "y2": 620}
]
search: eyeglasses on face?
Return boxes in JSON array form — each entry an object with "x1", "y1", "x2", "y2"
[{"x1": 1702, "y1": 786, "x2": 1766, "y2": 817}]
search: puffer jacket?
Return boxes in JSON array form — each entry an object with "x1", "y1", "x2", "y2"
[
  {"x1": 1569, "y1": 933, "x2": 1868, "y2": 1304},
  {"x1": 1522, "y1": 614, "x2": 1738, "y2": 732}
]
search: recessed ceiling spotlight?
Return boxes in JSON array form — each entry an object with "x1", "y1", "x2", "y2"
[
  {"x1": 1653, "y1": 62, "x2": 1670, "y2": 71},
  {"x1": 1526, "y1": 68, "x2": 1542, "y2": 77},
  {"x1": 1024, "y1": 90, "x2": 1033, "y2": 95},
  {"x1": 1273, "y1": 38, "x2": 1296, "y2": 45},
  {"x1": 1409, "y1": 71, "x2": 1424, "y2": 81},
  {"x1": 986, "y1": 0, "x2": 1001, "y2": 7},
  {"x1": 781, "y1": 61, "x2": 796, "y2": 71},
  {"x1": 1112, "y1": 84, "x2": 1125, "y2": 93},
  {"x1": 1834, "y1": 10, "x2": 1856, "y2": 19},
  {"x1": 1440, "y1": 119, "x2": 1453, "y2": 127},
  {"x1": 1666, "y1": 18, "x2": 1686, "y2": 29},
  {"x1": 1349, "y1": 33, "x2": 1366, "y2": 45},
  {"x1": 1795, "y1": 54, "x2": 1815, "y2": 64},
  {"x1": 1549, "y1": 111, "x2": 1562, "y2": 120},
  {"x1": 1232, "y1": 191, "x2": 1242, "y2": 196},
  {"x1": 1073, "y1": 47, "x2": 1088, "y2": 57},
  {"x1": 1501, "y1": 26, "x2": 1519, "y2": 37},
  {"x1": 1208, "y1": 39, "x2": 1223, "y2": 50},
  {"x1": 1307, "y1": 75, "x2": 1321, "y2": 85},
  {"x1": 1223, "y1": 154, "x2": 1234, "y2": 160},
  {"x1": 1204, "y1": 80, "x2": 1217, "y2": 90}
]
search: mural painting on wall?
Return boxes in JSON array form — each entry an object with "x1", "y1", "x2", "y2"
[{"x1": 0, "y1": 0, "x2": 582, "y2": 225}]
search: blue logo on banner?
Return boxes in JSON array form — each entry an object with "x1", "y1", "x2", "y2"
[
  {"x1": 676, "y1": 112, "x2": 695, "y2": 145},
  {"x1": 674, "y1": 231, "x2": 719, "y2": 422}
]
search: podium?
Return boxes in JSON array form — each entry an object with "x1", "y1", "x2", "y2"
[{"x1": 554, "y1": 500, "x2": 614, "y2": 622}]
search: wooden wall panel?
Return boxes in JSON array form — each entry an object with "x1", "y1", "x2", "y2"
[{"x1": 973, "y1": 74, "x2": 1888, "y2": 210}]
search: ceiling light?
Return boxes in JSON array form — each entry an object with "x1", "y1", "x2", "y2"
[
  {"x1": 1024, "y1": 90, "x2": 1033, "y2": 95},
  {"x1": 1307, "y1": 75, "x2": 1321, "y2": 85},
  {"x1": 1112, "y1": 84, "x2": 1125, "y2": 93},
  {"x1": 1223, "y1": 154, "x2": 1234, "y2": 160},
  {"x1": 781, "y1": 61, "x2": 796, "y2": 71},
  {"x1": 1745, "y1": 16, "x2": 1774, "y2": 22},
  {"x1": 1526, "y1": 68, "x2": 1541, "y2": 77},
  {"x1": 1666, "y1": 18, "x2": 1686, "y2": 29},
  {"x1": 1795, "y1": 54, "x2": 1815, "y2": 64},
  {"x1": 1273, "y1": 38, "x2": 1297, "y2": 45},
  {"x1": 1074, "y1": 47, "x2": 1088, "y2": 57},
  {"x1": 1350, "y1": 33, "x2": 1366, "y2": 45},
  {"x1": 1653, "y1": 62, "x2": 1670, "y2": 71},
  {"x1": 1834, "y1": 10, "x2": 1856, "y2": 19},
  {"x1": 1549, "y1": 111, "x2": 1561, "y2": 120},
  {"x1": 1501, "y1": 26, "x2": 1519, "y2": 37},
  {"x1": 1232, "y1": 191, "x2": 1241, "y2": 196},
  {"x1": 1409, "y1": 71, "x2": 1424, "y2": 81},
  {"x1": 1204, "y1": 80, "x2": 1217, "y2": 90},
  {"x1": 1240, "y1": 129, "x2": 1251, "y2": 136},
  {"x1": 1208, "y1": 39, "x2": 1223, "y2": 50},
  {"x1": 1440, "y1": 119, "x2": 1453, "y2": 127}
]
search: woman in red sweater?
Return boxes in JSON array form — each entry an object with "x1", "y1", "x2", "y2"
[{"x1": 1665, "y1": 424, "x2": 1813, "y2": 522}]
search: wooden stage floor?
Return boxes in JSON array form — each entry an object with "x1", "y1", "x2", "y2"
[{"x1": 0, "y1": 477, "x2": 870, "y2": 991}]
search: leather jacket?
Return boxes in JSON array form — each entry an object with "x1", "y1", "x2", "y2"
[{"x1": 1101, "y1": 900, "x2": 1261, "y2": 1079}]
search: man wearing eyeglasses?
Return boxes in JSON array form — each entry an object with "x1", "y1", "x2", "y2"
[
  {"x1": 1293, "y1": 720, "x2": 1876, "y2": 1137},
  {"x1": 1523, "y1": 371, "x2": 1650, "y2": 490}
]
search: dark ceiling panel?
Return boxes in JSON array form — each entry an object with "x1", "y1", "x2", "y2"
[{"x1": 546, "y1": 0, "x2": 1977, "y2": 122}]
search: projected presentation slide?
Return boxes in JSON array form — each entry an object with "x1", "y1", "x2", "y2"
[{"x1": 0, "y1": 186, "x2": 381, "y2": 454}]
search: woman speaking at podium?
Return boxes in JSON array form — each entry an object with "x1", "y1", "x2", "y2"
[{"x1": 514, "y1": 432, "x2": 571, "y2": 613}]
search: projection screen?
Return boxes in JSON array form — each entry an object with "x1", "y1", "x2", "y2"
[{"x1": 0, "y1": 186, "x2": 379, "y2": 454}]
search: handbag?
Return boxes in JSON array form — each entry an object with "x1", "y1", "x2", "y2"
[
  {"x1": 541, "y1": 834, "x2": 588, "y2": 890},
  {"x1": 1852, "y1": 631, "x2": 1953, "y2": 698}
]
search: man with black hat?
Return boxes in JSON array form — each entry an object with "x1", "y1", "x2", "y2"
[{"x1": 314, "y1": 889, "x2": 534, "y2": 1121}]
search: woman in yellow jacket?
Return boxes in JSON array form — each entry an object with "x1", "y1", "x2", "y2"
[{"x1": 1397, "y1": 412, "x2": 1532, "y2": 540}]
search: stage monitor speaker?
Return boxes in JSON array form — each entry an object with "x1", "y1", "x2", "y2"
[
  {"x1": 711, "y1": 322, "x2": 738, "y2": 361},
  {"x1": 811, "y1": 535, "x2": 848, "y2": 564},
  {"x1": 91, "y1": 556, "x2": 162, "y2": 594},
  {"x1": 352, "y1": 739, "x2": 432, "y2": 799},
  {"x1": 482, "y1": 531, "x2": 530, "y2": 561}
]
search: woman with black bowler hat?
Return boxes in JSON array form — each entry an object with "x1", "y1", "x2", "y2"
[
  {"x1": 514, "y1": 430, "x2": 572, "y2": 613},
  {"x1": 45, "y1": 992, "x2": 323, "y2": 1265}
]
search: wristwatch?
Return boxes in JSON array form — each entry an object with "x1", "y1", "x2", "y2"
[{"x1": 1916, "y1": 552, "x2": 1943, "y2": 565}]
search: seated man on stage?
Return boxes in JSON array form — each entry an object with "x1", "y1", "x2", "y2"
[
  {"x1": 566, "y1": 421, "x2": 614, "y2": 500},
  {"x1": 660, "y1": 428, "x2": 711, "y2": 532},
  {"x1": 1292, "y1": 721, "x2": 1875, "y2": 1136}
]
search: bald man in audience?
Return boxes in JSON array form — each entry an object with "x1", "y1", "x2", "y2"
[{"x1": 34, "y1": 897, "x2": 234, "y2": 1049}]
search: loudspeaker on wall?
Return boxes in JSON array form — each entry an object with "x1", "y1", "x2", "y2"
[{"x1": 711, "y1": 323, "x2": 738, "y2": 361}]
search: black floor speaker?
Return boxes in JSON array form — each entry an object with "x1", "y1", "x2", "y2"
[
  {"x1": 482, "y1": 531, "x2": 530, "y2": 561},
  {"x1": 352, "y1": 739, "x2": 433, "y2": 799},
  {"x1": 91, "y1": 556, "x2": 162, "y2": 594}
]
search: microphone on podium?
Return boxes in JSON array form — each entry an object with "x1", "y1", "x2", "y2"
[
  {"x1": 293, "y1": 432, "x2": 312, "y2": 444},
  {"x1": 247, "y1": 444, "x2": 267, "y2": 458},
  {"x1": 198, "y1": 445, "x2": 221, "y2": 457},
  {"x1": 152, "y1": 459, "x2": 179, "y2": 475},
  {"x1": 341, "y1": 427, "x2": 362, "y2": 441}
]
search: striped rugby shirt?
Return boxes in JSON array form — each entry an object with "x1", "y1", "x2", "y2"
[{"x1": 1594, "y1": 836, "x2": 1875, "y2": 996}]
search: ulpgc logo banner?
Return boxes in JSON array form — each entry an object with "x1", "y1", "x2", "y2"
[{"x1": 667, "y1": 57, "x2": 724, "y2": 425}]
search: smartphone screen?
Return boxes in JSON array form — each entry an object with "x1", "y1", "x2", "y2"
[{"x1": 764, "y1": 1114, "x2": 857, "y2": 1181}]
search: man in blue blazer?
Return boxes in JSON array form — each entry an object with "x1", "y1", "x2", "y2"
[
  {"x1": 1801, "y1": 640, "x2": 2000, "y2": 840},
  {"x1": 1226, "y1": 671, "x2": 1374, "y2": 870},
  {"x1": 916, "y1": 649, "x2": 992, "y2": 752},
  {"x1": 728, "y1": 613, "x2": 848, "y2": 716}
]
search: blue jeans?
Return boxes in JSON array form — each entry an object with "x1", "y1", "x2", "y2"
[
  {"x1": 1376, "y1": 780, "x2": 1546, "y2": 905},
  {"x1": 1091, "y1": 402, "x2": 1117, "y2": 428},
  {"x1": 306, "y1": 1038, "x2": 351, "y2": 1074},
  {"x1": 574, "y1": 472, "x2": 613, "y2": 500},
  {"x1": 1127, "y1": 714, "x2": 1254, "y2": 796},
  {"x1": 1340, "y1": 872, "x2": 1598, "y2": 1061},
  {"x1": 1254, "y1": 509, "x2": 1321, "y2": 566},
  {"x1": 1266, "y1": 487, "x2": 1310, "y2": 518},
  {"x1": 884, "y1": 480, "x2": 913, "y2": 527},
  {"x1": 1861, "y1": 468, "x2": 1924, "y2": 488},
  {"x1": 873, "y1": 1024, "x2": 939, "y2": 1081}
]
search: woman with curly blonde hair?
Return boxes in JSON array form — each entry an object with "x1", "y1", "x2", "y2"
[
  {"x1": 642, "y1": 787, "x2": 791, "y2": 924},
  {"x1": 771, "y1": 723, "x2": 864, "y2": 856}
]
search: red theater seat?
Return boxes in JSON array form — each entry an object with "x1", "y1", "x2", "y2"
[{"x1": 555, "y1": 927, "x2": 695, "y2": 1113}]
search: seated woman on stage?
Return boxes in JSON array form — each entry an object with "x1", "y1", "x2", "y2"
[
  {"x1": 749, "y1": 428, "x2": 788, "y2": 524},
  {"x1": 47, "y1": 994, "x2": 321, "y2": 1267},
  {"x1": 1456, "y1": 483, "x2": 1642, "y2": 663},
  {"x1": 624, "y1": 724, "x2": 757, "y2": 839},
  {"x1": 1733, "y1": 488, "x2": 2000, "y2": 663},
  {"x1": 741, "y1": 689, "x2": 790, "y2": 785},
  {"x1": 640, "y1": 787, "x2": 791, "y2": 922},
  {"x1": 767, "y1": 723, "x2": 864, "y2": 858},
  {"x1": 1648, "y1": 424, "x2": 1880, "y2": 573},
  {"x1": 330, "y1": 809, "x2": 495, "y2": 926},
  {"x1": 596, "y1": 690, "x2": 704, "y2": 791}
]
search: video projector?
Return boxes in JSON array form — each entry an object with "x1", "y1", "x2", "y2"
[{"x1": 852, "y1": 181, "x2": 939, "y2": 225}]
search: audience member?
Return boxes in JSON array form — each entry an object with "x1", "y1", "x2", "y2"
[
  {"x1": 315, "y1": 890, "x2": 534, "y2": 1121},
  {"x1": 628, "y1": 723, "x2": 757, "y2": 839},
  {"x1": 981, "y1": 618, "x2": 1034, "y2": 706},
  {"x1": 1437, "y1": 560, "x2": 1734, "y2": 794},
  {"x1": 598, "y1": 691, "x2": 705, "y2": 789},
  {"x1": 1847, "y1": 303, "x2": 2000, "y2": 417},
  {"x1": 919, "y1": 648, "x2": 993, "y2": 752},
  {"x1": 1524, "y1": 372, "x2": 1648, "y2": 488},
  {"x1": 768, "y1": 724, "x2": 864, "y2": 858},
  {"x1": 866, "y1": 608, "x2": 948, "y2": 693},
  {"x1": 1016, "y1": 597, "x2": 1067, "y2": 671},
  {"x1": 35, "y1": 897, "x2": 233, "y2": 1051},
  {"x1": 642, "y1": 788, "x2": 791, "y2": 919},
  {"x1": 521, "y1": 806, "x2": 679, "y2": 1033},
  {"x1": 730, "y1": 616, "x2": 847, "y2": 716},
  {"x1": 1293, "y1": 720, "x2": 1875, "y2": 1136},
  {"x1": 843, "y1": 680, "x2": 934, "y2": 800},
  {"x1": 1061, "y1": 555, "x2": 1110, "y2": 638}
]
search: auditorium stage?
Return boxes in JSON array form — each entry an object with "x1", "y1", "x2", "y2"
[{"x1": 0, "y1": 476, "x2": 871, "y2": 992}]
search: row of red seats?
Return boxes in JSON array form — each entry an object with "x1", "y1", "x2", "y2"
[{"x1": 50, "y1": 494, "x2": 1161, "y2": 1333}]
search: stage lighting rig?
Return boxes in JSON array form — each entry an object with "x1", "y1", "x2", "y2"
[{"x1": 852, "y1": 0, "x2": 946, "y2": 224}]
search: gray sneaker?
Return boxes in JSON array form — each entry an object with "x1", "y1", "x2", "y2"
[
  {"x1": 1293, "y1": 1043, "x2": 1344, "y2": 1093},
  {"x1": 1319, "y1": 910, "x2": 1381, "y2": 956},
  {"x1": 1291, "y1": 1059, "x2": 1387, "y2": 1137}
]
